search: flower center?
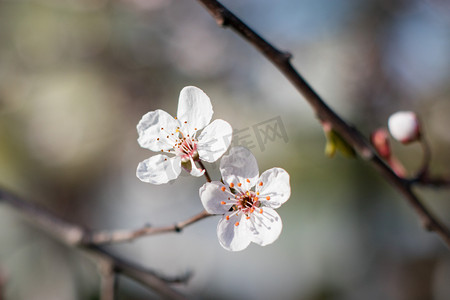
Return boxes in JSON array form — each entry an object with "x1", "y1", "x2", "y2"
[
  {"x1": 158, "y1": 124, "x2": 200, "y2": 162},
  {"x1": 175, "y1": 137, "x2": 198, "y2": 161},
  {"x1": 235, "y1": 191, "x2": 259, "y2": 215},
  {"x1": 220, "y1": 180, "x2": 265, "y2": 225}
]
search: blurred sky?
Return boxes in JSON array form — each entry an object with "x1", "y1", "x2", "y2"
[{"x1": 1, "y1": 0, "x2": 450, "y2": 299}]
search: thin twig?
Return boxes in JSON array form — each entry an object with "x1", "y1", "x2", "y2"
[
  {"x1": 99, "y1": 262, "x2": 116, "y2": 300},
  {"x1": 414, "y1": 177, "x2": 450, "y2": 187},
  {"x1": 88, "y1": 245, "x2": 188, "y2": 300},
  {"x1": 83, "y1": 210, "x2": 212, "y2": 245},
  {"x1": 405, "y1": 137, "x2": 450, "y2": 187},
  {"x1": 198, "y1": 160, "x2": 212, "y2": 183},
  {"x1": 409, "y1": 136, "x2": 450, "y2": 187},
  {"x1": 196, "y1": 0, "x2": 450, "y2": 248},
  {"x1": 412, "y1": 137, "x2": 432, "y2": 181},
  {"x1": 0, "y1": 188, "x2": 188, "y2": 299}
]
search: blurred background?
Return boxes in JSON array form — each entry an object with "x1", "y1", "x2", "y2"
[{"x1": 1, "y1": 0, "x2": 450, "y2": 299}]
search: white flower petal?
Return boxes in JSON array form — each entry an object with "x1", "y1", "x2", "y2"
[
  {"x1": 220, "y1": 146, "x2": 259, "y2": 190},
  {"x1": 187, "y1": 156, "x2": 205, "y2": 177},
  {"x1": 197, "y1": 119, "x2": 233, "y2": 163},
  {"x1": 176, "y1": 86, "x2": 213, "y2": 136},
  {"x1": 256, "y1": 168, "x2": 291, "y2": 209},
  {"x1": 137, "y1": 110, "x2": 180, "y2": 152},
  {"x1": 136, "y1": 155, "x2": 181, "y2": 185},
  {"x1": 199, "y1": 182, "x2": 233, "y2": 214},
  {"x1": 217, "y1": 214, "x2": 251, "y2": 251},
  {"x1": 249, "y1": 207, "x2": 282, "y2": 246}
]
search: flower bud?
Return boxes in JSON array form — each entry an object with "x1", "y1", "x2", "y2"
[
  {"x1": 371, "y1": 128, "x2": 391, "y2": 159},
  {"x1": 388, "y1": 111, "x2": 421, "y2": 144}
]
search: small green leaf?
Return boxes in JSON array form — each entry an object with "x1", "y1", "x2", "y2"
[
  {"x1": 324, "y1": 129, "x2": 356, "y2": 158},
  {"x1": 325, "y1": 135, "x2": 337, "y2": 157}
]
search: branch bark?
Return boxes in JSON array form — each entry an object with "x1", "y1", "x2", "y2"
[
  {"x1": 82, "y1": 210, "x2": 211, "y2": 245},
  {"x1": 196, "y1": 0, "x2": 450, "y2": 248},
  {"x1": 98, "y1": 261, "x2": 116, "y2": 300},
  {"x1": 0, "y1": 189, "x2": 188, "y2": 299}
]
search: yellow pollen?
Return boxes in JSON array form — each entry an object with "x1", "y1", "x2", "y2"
[
  {"x1": 235, "y1": 222, "x2": 239, "y2": 226},
  {"x1": 221, "y1": 201, "x2": 226, "y2": 205},
  {"x1": 176, "y1": 129, "x2": 180, "y2": 133},
  {"x1": 226, "y1": 215, "x2": 230, "y2": 220},
  {"x1": 266, "y1": 196, "x2": 271, "y2": 200},
  {"x1": 221, "y1": 186, "x2": 226, "y2": 192},
  {"x1": 250, "y1": 208, "x2": 254, "y2": 213},
  {"x1": 246, "y1": 178, "x2": 250, "y2": 183},
  {"x1": 229, "y1": 183, "x2": 234, "y2": 188},
  {"x1": 259, "y1": 209, "x2": 263, "y2": 214},
  {"x1": 254, "y1": 197, "x2": 259, "y2": 201},
  {"x1": 259, "y1": 182, "x2": 263, "y2": 186},
  {"x1": 246, "y1": 216, "x2": 250, "y2": 220},
  {"x1": 246, "y1": 191, "x2": 249, "y2": 196},
  {"x1": 238, "y1": 183, "x2": 242, "y2": 187},
  {"x1": 256, "y1": 192, "x2": 260, "y2": 195}
]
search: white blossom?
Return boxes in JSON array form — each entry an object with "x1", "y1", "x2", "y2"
[
  {"x1": 200, "y1": 147, "x2": 291, "y2": 251},
  {"x1": 136, "y1": 86, "x2": 232, "y2": 184}
]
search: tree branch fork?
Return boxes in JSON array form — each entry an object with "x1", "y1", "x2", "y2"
[{"x1": 0, "y1": 188, "x2": 211, "y2": 299}]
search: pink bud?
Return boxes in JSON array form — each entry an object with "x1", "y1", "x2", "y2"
[
  {"x1": 371, "y1": 128, "x2": 391, "y2": 159},
  {"x1": 388, "y1": 111, "x2": 421, "y2": 144}
]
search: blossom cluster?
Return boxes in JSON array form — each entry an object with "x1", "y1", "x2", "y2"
[{"x1": 136, "y1": 86, "x2": 291, "y2": 251}]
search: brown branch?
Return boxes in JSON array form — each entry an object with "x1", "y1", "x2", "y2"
[
  {"x1": 88, "y1": 245, "x2": 190, "y2": 300},
  {"x1": 98, "y1": 261, "x2": 116, "y2": 300},
  {"x1": 410, "y1": 175, "x2": 450, "y2": 188},
  {"x1": 418, "y1": 137, "x2": 432, "y2": 178},
  {"x1": 0, "y1": 188, "x2": 188, "y2": 299},
  {"x1": 403, "y1": 138, "x2": 450, "y2": 187},
  {"x1": 83, "y1": 210, "x2": 212, "y2": 245},
  {"x1": 196, "y1": 0, "x2": 450, "y2": 248},
  {"x1": 409, "y1": 137, "x2": 432, "y2": 182},
  {"x1": 198, "y1": 160, "x2": 212, "y2": 183}
]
